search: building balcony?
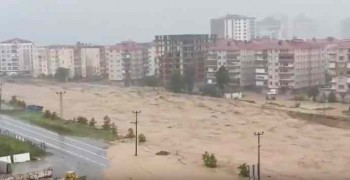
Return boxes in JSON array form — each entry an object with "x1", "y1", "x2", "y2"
[
  {"x1": 228, "y1": 69, "x2": 240, "y2": 73},
  {"x1": 255, "y1": 75, "x2": 268, "y2": 80},
  {"x1": 279, "y1": 64, "x2": 294, "y2": 68},
  {"x1": 279, "y1": 71, "x2": 294, "y2": 74}
]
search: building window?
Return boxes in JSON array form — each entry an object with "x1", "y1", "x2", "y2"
[{"x1": 339, "y1": 85, "x2": 345, "y2": 89}]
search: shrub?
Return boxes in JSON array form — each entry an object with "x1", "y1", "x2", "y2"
[
  {"x1": 202, "y1": 151, "x2": 217, "y2": 168},
  {"x1": 156, "y1": 151, "x2": 170, "y2": 156},
  {"x1": 237, "y1": 163, "x2": 249, "y2": 177},
  {"x1": 102, "y1": 115, "x2": 111, "y2": 130},
  {"x1": 43, "y1": 110, "x2": 51, "y2": 118},
  {"x1": 126, "y1": 128, "x2": 135, "y2": 138},
  {"x1": 9, "y1": 96, "x2": 17, "y2": 105},
  {"x1": 138, "y1": 134, "x2": 146, "y2": 143},
  {"x1": 77, "y1": 116, "x2": 88, "y2": 125},
  {"x1": 89, "y1": 118, "x2": 96, "y2": 127},
  {"x1": 51, "y1": 112, "x2": 58, "y2": 120}
]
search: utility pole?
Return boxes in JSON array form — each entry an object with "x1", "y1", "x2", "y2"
[
  {"x1": 254, "y1": 131, "x2": 264, "y2": 180},
  {"x1": 56, "y1": 91, "x2": 66, "y2": 118},
  {"x1": 0, "y1": 83, "x2": 3, "y2": 111},
  {"x1": 132, "y1": 110, "x2": 141, "y2": 156}
]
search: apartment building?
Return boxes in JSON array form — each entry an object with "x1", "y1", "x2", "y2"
[
  {"x1": 211, "y1": 14, "x2": 255, "y2": 41},
  {"x1": 207, "y1": 39, "x2": 326, "y2": 91},
  {"x1": 155, "y1": 34, "x2": 215, "y2": 83},
  {"x1": 207, "y1": 40, "x2": 255, "y2": 87},
  {"x1": 256, "y1": 16, "x2": 288, "y2": 40},
  {"x1": 33, "y1": 47, "x2": 49, "y2": 77},
  {"x1": 327, "y1": 41, "x2": 350, "y2": 94},
  {"x1": 45, "y1": 46, "x2": 75, "y2": 78},
  {"x1": 106, "y1": 41, "x2": 144, "y2": 81},
  {"x1": 0, "y1": 38, "x2": 37, "y2": 74}
]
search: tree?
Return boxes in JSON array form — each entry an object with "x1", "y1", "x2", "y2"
[
  {"x1": 201, "y1": 84, "x2": 218, "y2": 97},
  {"x1": 184, "y1": 64, "x2": 196, "y2": 94},
  {"x1": 237, "y1": 163, "x2": 249, "y2": 177},
  {"x1": 126, "y1": 128, "x2": 135, "y2": 138},
  {"x1": 138, "y1": 134, "x2": 146, "y2": 143},
  {"x1": 215, "y1": 66, "x2": 230, "y2": 95},
  {"x1": 55, "y1": 67, "x2": 70, "y2": 82},
  {"x1": 51, "y1": 112, "x2": 58, "y2": 120},
  {"x1": 328, "y1": 91, "x2": 337, "y2": 102},
  {"x1": 43, "y1": 110, "x2": 51, "y2": 119},
  {"x1": 77, "y1": 116, "x2": 88, "y2": 125},
  {"x1": 170, "y1": 71, "x2": 185, "y2": 93},
  {"x1": 307, "y1": 86, "x2": 319, "y2": 101},
  {"x1": 89, "y1": 118, "x2": 96, "y2": 127},
  {"x1": 202, "y1": 151, "x2": 217, "y2": 168},
  {"x1": 102, "y1": 115, "x2": 111, "y2": 130},
  {"x1": 143, "y1": 75, "x2": 159, "y2": 89}
]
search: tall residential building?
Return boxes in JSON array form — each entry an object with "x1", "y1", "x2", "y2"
[
  {"x1": 46, "y1": 46, "x2": 75, "y2": 78},
  {"x1": 0, "y1": 38, "x2": 37, "y2": 74},
  {"x1": 33, "y1": 47, "x2": 49, "y2": 77},
  {"x1": 106, "y1": 41, "x2": 144, "y2": 81},
  {"x1": 341, "y1": 18, "x2": 350, "y2": 39},
  {"x1": 256, "y1": 16, "x2": 288, "y2": 40},
  {"x1": 211, "y1": 14, "x2": 256, "y2": 41},
  {"x1": 207, "y1": 40, "x2": 255, "y2": 87},
  {"x1": 155, "y1": 34, "x2": 215, "y2": 83},
  {"x1": 291, "y1": 15, "x2": 319, "y2": 39},
  {"x1": 207, "y1": 39, "x2": 326, "y2": 91},
  {"x1": 140, "y1": 42, "x2": 158, "y2": 77}
]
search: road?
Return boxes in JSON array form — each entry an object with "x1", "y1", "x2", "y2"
[{"x1": 0, "y1": 114, "x2": 109, "y2": 168}]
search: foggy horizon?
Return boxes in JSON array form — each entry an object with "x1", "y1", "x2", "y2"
[{"x1": 1, "y1": 0, "x2": 350, "y2": 45}]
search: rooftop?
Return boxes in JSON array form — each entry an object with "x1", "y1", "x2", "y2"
[{"x1": 1, "y1": 38, "x2": 32, "y2": 44}]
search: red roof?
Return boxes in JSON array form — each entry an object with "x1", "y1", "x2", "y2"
[{"x1": 1, "y1": 38, "x2": 32, "y2": 44}]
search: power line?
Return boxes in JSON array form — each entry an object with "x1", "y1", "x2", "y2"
[
  {"x1": 132, "y1": 110, "x2": 141, "y2": 156},
  {"x1": 254, "y1": 131, "x2": 264, "y2": 180},
  {"x1": 56, "y1": 91, "x2": 66, "y2": 118}
]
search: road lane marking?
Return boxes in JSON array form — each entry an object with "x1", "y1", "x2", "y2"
[
  {"x1": 0, "y1": 115, "x2": 106, "y2": 152},
  {"x1": 0, "y1": 127, "x2": 107, "y2": 167},
  {"x1": 0, "y1": 119, "x2": 108, "y2": 160}
]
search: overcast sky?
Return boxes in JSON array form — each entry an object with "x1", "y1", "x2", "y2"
[{"x1": 0, "y1": 0, "x2": 349, "y2": 45}]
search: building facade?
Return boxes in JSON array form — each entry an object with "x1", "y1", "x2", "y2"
[
  {"x1": 211, "y1": 14, "x2": 256, "y2": 41},
  {"x1": 155, "y1": 34, "x2": 215, "y2": 83},
  {"x1": 256, "y1": 16, "x2": 288, "y2": 40},
  {"x1": 0, "y1": 38, "x2": 37, "y2": 74},
  {"x1": 106, "y1": 41, "x2": 145, "y2": 81},
  {"x1": 46, "y1": 46, "x2": 75, "y2": 78},
  {"x1": 207, "y1": 39, "x2": 327, "y2": 91}
]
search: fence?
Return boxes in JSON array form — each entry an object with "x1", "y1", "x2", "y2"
[
  {"x1": 0, "y1": 128, "x2": 46, "y2": 150},
  {"x1": 0, "y1": 167, "x2": 53, "y2": 180}
]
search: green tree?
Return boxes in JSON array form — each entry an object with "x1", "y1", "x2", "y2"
[
  {"x1": 170, "y1": 71, "x2": 185, "y2": 93},
  {"x1": 102, "y1": 115, "x2": 111, "y2": 130},
  {"x1": 126, "y1": 128, "x2": 135, "y2": 138},
  {"x1": 237, "y1": 163, "x2": 249, "y2": 177},
  {"x1": 202, "y1": 151, "x2": 217, "y2": 168},
  {"x1": 89, "y1": 118, "x2": 96, "y2": 127},
  {"x1": 328, "y1": 91, "x2": 337, "y2": 102},
  {"x1": 215, "y1": 66, "x2": 230, "y2": 95},
  {"x1": 43, "y1": 110, "x2": 51, "y2": 119},
  {"x1": 51, "y1": 112, "x2": 58, "y2": 120},
  {"x1": 184, "y1": 64, "x2": 196, "y2": 94},
  {"x1": 307, "y1": 86, "x2": 319, "y2": 101},
  {"x1": 55, "y1": 67, "x2": 70, "y2": 82},
  {"x1": 143, "y1": 75, "x2": 159, "y2": 89},
  {"x1": 138, "y1": 134, "x2": 146, "y2": 143}
]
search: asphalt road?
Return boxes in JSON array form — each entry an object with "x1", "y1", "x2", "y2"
[{"x1": 0, "y1": 115, "x2": 109, "y2": 168}]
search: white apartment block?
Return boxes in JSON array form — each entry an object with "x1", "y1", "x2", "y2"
[
  {"x1": 328, "y1": 41, "x2": 350, "y2": 94},
  {"x1": 46, "y1": 46, "x2": 75, "y2": 78},
  {"x1": 207, "y1": 41, "x2": 255, "y2": 87},
  {"x1": 0, "y1": 38, "x2": 37, "y2": 73},
  {"x1": 106, "y1": 41, "x2": 145, "y2": 81},
  {"x1": 211, "y1": 14, "x2": 256, "y2": 41},
  {"x1": 80, "y1": 47, "x2": 101, "y2": 78},
  {"x1": 33, "y1": 47, "x2": 49, "y2": 77},
  {"x1": 208, "y1": 39, "x2": 326, "y2": 91},
  {"x1": 146, "y1": 44, "x2": 158, "y2": 76}
]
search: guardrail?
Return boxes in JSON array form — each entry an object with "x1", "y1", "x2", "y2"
[{"x1": 0, "y1": 128, "x2": 46, "y2": 150}]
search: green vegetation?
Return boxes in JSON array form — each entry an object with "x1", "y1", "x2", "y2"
[
  {"x1": 237, "y1": 163, "x2": 249, "y2": 177},
  {"x1": 2, "y1": 111, "x2": 116, "y2": 141},
  {"x1": 328, "y1": 91, "x2": 337, "y2": 102},
  {"x1": 138, "y1": 133, "x2": 146, "y2": 143},
  {"x1": 169, "y1": 71, "x2": 185, "y2": 93},
  {"x1": 307, "y1": 86, "x2": 319, "y2": 101},
  {"x1": 202, "y1": 151, "x2": 217, "y2": 168},
  {"x1": 216, "y1": 66, "x2": 230, "y2": 94},
  {"x1": 125, "y1": 128, "x2": 135, "y2": 138},
  {"x1": 9, "y1": 96, "x2": 26, "y2": 109},
  {"x1": 55, "y1": 67, "x2": 70, "y2": 81},
  {"x1": 0, "y1": 135, "x2": 45, "y2": 158}
]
